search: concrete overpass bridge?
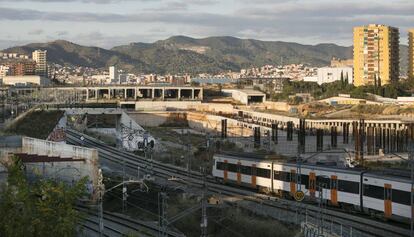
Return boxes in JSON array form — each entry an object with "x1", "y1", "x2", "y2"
[
  {"x1": 236, "y1": 109, "x2": 414, "y2": 132},
  {"x1": 7, "y1": 85, "x2": 203, "y2": 103}
]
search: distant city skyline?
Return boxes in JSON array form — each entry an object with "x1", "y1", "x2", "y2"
[{"x1": 0, "y1": 0, "x2": 413, "y2": 49}]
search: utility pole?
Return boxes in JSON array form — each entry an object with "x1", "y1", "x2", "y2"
[
  {"x1": 410, "y1": 136, "x2": 414, "y2": 237},
  {"x1": 187, "y1": 130, "x2": 192, "y2": 178},
  {"x1": 200, "y1": 167, "x2": 208, "y2": 237},
  {"x1": 119, "y1": 126, "x2": 127, "y2": 213},
  {"x1": 158, "y1": 191, "x2": 168, "y2": 237},
  {"x1": 97, "y1": 169, "x2": 105, "y2": 237},
  {"x1": 317, "y1": 176, "x2": 328, "y2": 236}
]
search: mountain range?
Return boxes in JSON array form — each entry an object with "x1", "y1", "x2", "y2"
[{"x1": 1, "y1": 36, "x2": 409, "y2": 75}]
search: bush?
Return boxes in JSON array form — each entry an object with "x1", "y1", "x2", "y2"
[
  {"x1": 0, "y1": 157, "x2": 87, "y2": 237},
  {"x1": 6, "y1": 110, "x2": 64, "y2": 139}
]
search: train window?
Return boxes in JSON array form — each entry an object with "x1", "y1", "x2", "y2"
[
  {"x1": 241, "y1": 166, "x2": 252, "y2": 175},
  {"x1": 257, "y1": 168, "x2": 271, "y2": 178},
  {"x1": 392, "y1": 189, "x2": 411, "y2": 206},
  {"x1": 280, "y1": 172, "x2": 290, "y2": 182},
  {"x1": 227, "y1": 164, "x2": 238, "y2": 173},
  {"x1": 338, "y1": 180, "x2": 359, "y2": 194},
  {"x1": 273, "y1": 171, "x2": 281, "y2": 180},
  {"x1": 316, "y1": 177, "x2": 331, "y2": 189},
  {"x1": 363, "y1": 184, "x2": 383, "y2": 199},
  {"x1": 301, "y1": 175, "x2": 309, "y2": 187},
  {"x1": 216, "y1": 162, "x2": 224, "y2": 170}
]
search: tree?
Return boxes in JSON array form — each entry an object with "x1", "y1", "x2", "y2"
[
  {"x1": 340, "y1": 71, "x2": 344, "y2": 87},
  {"x1": 345, "y1": 72, "x2": 349, "y2": 85},
  {"x1": 0, "y1": 156, "x2": 88, "y2": 237}
]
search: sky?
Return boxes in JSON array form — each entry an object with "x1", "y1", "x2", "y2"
[{"x1": 0, "y1": 0, "x2": 413, "y2": 49}]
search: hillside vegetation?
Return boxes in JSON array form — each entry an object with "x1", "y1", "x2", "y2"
[
  {"x1": 4, "y1": 36, "x2": 408, "y2": 75},
  {"x1": 3, "y1": 36, "x2": 353, "y2": 75},
  {"x1": 5, "y1": 110, "x2": 64, "y2": 139},
  {"x1": 274, "y1": 78, "x2": 414, "y2": 102}
]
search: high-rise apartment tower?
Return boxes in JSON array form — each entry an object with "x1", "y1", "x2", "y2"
[
  {"x1": 409, "y1": 29, "x2": 414, "y2": 79},
  {"x1": 353, "y1": 24, "x2": 399, "y2": 86},
  {"x1": 32, "y1": 50, "x2": 47, "y2": 77}
]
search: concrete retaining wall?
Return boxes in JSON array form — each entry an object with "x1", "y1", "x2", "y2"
[
  {"x1": 21, "y1": 137, "x2": 99, "y2": 200},
  {"x1": 133, "y1": 101, "x2": 202, "y2": 111}
]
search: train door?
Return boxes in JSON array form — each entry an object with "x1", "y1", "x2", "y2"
[
  {"x1": 309, "y1": 172, "x2": 316, "y2": 198},
  {"x1": 330, "y1": 175, "x2": 338, "y2": 206},
  {"x1": 290, "y1": 169, "x2": 296, "y2": 196},
  {"x1": 384, "y1": 184, "x2": 392, "y2": 218}
]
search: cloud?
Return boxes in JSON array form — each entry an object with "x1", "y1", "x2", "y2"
[
  {"x1": 56, "y1": 30, "x2": 68, "y2": 36},
  {"x1": 0, "y1": 0, "x2": 146, "y2": 3},
  {"x1": 28, "y1": 29, "x2": 44, "y2": 35},
  {"x1": 0, "y1": 0, "x2": 413, "y2": 48}
]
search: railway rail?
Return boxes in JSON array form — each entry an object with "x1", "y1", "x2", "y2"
[
  {"x1": 66, "y1": 129, "x2": 411, "y2": 237},
  {"x1": 76, "y1": 205, "x2": 184, "y2": 237}
]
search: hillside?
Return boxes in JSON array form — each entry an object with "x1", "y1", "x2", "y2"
[
  {"x1": 112, "y1": 36, "x2": 353, "y2": 74},
  {"x1": 3, "y1": 40, "x2": 150, "y2": 72},
  {"x1": 5, "y1": 36, "x2": 406, "y2": 74}
]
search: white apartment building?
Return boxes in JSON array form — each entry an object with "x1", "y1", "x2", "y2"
[
  {"x1": 109, "y1": 66, "x2": 119, "y2": 84},
  {"x1": 316, "y1": 67, "x2": 353, "y2": 85},
  {"x1": 0, "y1": 65, "x2": 10, "y2": 78},
  {"x1": 32, "y1": 50, "x2": 47, "y2": 77}
]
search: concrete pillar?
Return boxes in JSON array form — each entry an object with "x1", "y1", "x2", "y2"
[
  {"x1": 192, "y1": 89, "x2": 195, "y2": 100},
  {"x1": 152, "y1": 88, "x2": 155, "y2": 99},
  {"x1": 134, "y1": 88, "x2": 137, "y2": 100},
  {"x1": 86, "y1": 89, "x2": 89, "y2": 100},
  {"x1": 162, "y1": 89, "x2": 165, "y2": 100},
  {"x1": 124, "y1": 89, "x2": 127, "y2": 100},
  {"x1": 178, "y1": 89, "x2": 181, "y2": 100}
]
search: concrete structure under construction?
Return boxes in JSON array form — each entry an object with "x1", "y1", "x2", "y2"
[
  {"x1": 353, "y1": 24, "x2": 399, "y2": 87},
  {"x1": 6, "y1": 85, "x2": 203, "y2": 102},
  {"x1": 236, "y1": 109, "x2": 414, "y2": 132},
  {"x1": 222, "y1": 89, "x2": 266, "y2": 105}
]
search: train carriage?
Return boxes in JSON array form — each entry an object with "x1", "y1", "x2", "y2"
[
  {"x1": 213, "y1": 154, "x2": 273, "y2": 192},
  {"x1": 212, "y1": 153, "x2": 412, "y2": 221},
  {"x1": 274, "y1": 163, "x2": 362, "y2": 208},
  {"x1": 362, "y1": 172, "x2": 411, "y2": 219}
]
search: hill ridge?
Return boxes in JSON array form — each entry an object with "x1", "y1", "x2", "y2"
[{"x1": 3, "y1": 35, "x2": 395, "y2": 75}]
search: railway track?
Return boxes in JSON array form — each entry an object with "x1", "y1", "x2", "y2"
[
  {"x1": 76, "y1": 205, "x2": 184, "y2": 237},
  {"x1": 66, "y1": 129, "x2": 411, "y2": 237}
]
